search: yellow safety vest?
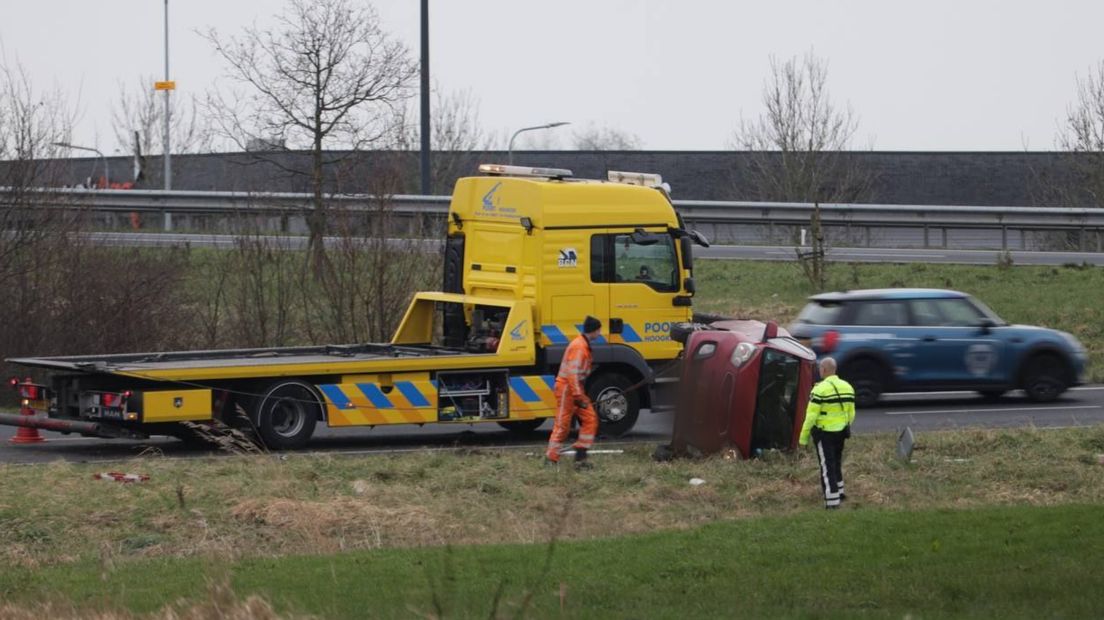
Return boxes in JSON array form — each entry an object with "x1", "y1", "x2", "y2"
[{"x1": 799, "y1": 375, "x2": 856, "y2": 445}]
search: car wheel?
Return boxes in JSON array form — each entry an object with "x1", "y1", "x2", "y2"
[
  {"x1": 588, "y1": 372, "x2": 640, "y2": 438},
  {"x1": 497, "y1": 418, "x2": 546, "y2": 434},
  {"x1": 841, "y1": 358, "x2": 886, "y2": 408},
  {"x1": 1021, "y1": 354, "x2": 1068, "y2": 402},
  {"x1": 255, "y1": 381, "x2": 320, "y2": 449}
]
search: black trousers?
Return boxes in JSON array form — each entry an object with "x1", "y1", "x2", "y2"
[{"x1": 812, "y1": 428, "x2": 846, "y2": 508}]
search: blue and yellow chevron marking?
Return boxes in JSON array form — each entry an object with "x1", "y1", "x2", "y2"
[
  {"x1": 542, "y1": 324, "x2": 569, "y2": 345},
  {"x1": 321, "y1": 375, "x2": 557, "y2": 427},
  {"x1": 323, "y1": 379, "x2": 438, "y2": 426},
  {"x1": 540, "y1": 323, "x2": 642, "y2": 346},
  {"x1": 508, "y1": 375, "x2": 557, "y2": 418}
]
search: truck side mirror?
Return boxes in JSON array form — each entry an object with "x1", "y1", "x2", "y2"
[
  {"x1": 680, "y1": 236, "x2": 693, "y2": 270},
  {"x1": 689, "y1": 230, "x2": 710, "y2": 248},
  {"x1": 684, "y1": 277, "x2": 696, "y2": 294}
]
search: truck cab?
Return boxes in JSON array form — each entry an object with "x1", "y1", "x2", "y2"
[{"x1": 443, "y1": 164, "x2": 708, "y2": 434}]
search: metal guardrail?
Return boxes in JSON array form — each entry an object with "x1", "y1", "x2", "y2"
[{"x1": 7, "y1": 187, "x2": 1104, "y2": 251}]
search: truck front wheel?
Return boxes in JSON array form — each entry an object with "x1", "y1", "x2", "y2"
[
  {"x1": 588, "y1": 372, "x2": 640, "y2": 438},
  {"x1": 255, "y1": 381, "x2": 320, "y2": 450}
]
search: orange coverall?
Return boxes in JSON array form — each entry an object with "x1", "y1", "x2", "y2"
[{"x1": 545, "y1": 334, "x2": 599, "y2": 462}]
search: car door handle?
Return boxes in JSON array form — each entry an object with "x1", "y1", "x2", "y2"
[{"x1": 922, "y1": 336, "x2": 937, "y2": 342}]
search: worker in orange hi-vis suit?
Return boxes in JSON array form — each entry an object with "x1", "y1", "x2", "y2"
[{"x1": 545, "y1": 315, "x2": 602, "y2": 470}]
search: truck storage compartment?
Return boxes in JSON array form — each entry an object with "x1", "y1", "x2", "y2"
[{"x1": 436, "y1": 370, "x2": 509, "y2": 421}]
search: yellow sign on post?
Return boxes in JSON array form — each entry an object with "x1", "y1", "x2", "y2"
[{"x1": 154, "y1": 81, "x2": 176, "y2": 91}]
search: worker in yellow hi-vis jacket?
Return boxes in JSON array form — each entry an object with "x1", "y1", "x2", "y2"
[{"x1": 799, "y1": 357, "x2": 856, "y2": 509}]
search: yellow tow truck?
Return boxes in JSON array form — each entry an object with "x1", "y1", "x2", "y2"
[{"x1": 3, "y1": 164, "x2": 710, "y2": 448}]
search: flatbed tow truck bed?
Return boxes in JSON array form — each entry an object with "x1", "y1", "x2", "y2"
[{"x1": 8, "y1": 343, "x2": 478, "y2": 377}]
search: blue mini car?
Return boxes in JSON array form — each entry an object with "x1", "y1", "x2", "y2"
[{"x1": 787, "y1": 289, "x2": 1087, "y2": 406}]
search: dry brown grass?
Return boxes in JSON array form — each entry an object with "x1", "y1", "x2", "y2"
[
  {"x1": 0, "y1": 581, "x2": 300, "y2": 619},
  {"x1": 1, "y1": 425, "x2": 1103, "y2": 570}
]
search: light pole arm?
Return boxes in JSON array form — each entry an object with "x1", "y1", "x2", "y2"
[
  {"x1": 53, "y1": 142, "x2": 109, "y2": 187},
  {"x1": 507, "y1": 122, "x2": 570, "y2": 164}
]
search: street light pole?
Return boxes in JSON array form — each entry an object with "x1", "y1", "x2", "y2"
[
  {"x1": 53, "y1": 142, "x2": 109, "y2": 188},
  {"x1": 163, "y1": 0, "x2": 171, "y2": 192},
  {"x1": 507, "y1": 122, "x2": 570, "y2": 164},
  {"x1": 419, "y1": 0, "x2": 431, "y2": 195},
  {"x1": 162, "y1": 0, "x2": 175, "y2": 233}
]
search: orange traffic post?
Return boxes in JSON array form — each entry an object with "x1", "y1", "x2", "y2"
[{"x1": 9, "y1": 378, "x2": 45, "y2": 444}]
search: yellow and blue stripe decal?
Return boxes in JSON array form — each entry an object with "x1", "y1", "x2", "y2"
[
  {"x1": 508, "y1": 375, "x2": 557, "y2": 417},
  {"x1": 320, "y1": 375, "x2": 557, "y2": 427},
  {"x1": 540, "y1": 323, "x2": 642, "y2": 346}
]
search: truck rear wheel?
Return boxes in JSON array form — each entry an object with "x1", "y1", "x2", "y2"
[
  {"x1": 255, "y1": 381, "x2": 319, "y2": 450},
  {"x1": 588, "y1": 372, "x2": 640, "y2": 438}
]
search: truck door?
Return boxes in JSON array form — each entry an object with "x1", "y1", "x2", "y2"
[
  {"x1": 541, "y1": 229, "x2": 608, "y2": 346},
  {"x1": 602, "y1": 230, "x2": 686, "y2": 361}
]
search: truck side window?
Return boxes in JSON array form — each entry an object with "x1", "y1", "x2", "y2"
[{"x1": 612, "y1": 234, "x2": 677, "y2": 292}]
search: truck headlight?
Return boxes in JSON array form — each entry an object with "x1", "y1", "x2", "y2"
[{"x1": 731, "y1": 342, "x2": 757, "y2": 367}]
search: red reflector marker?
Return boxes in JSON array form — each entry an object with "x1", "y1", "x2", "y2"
[{"x1": 822, "y1": 330, "x2": 840, "y2": 354}]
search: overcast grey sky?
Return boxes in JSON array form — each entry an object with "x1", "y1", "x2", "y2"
[{"x1": 2, "y1": 0, "x2": 1102, "y2": 154}]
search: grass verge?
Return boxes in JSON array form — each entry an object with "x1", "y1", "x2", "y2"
[{"x1": 0, "y1": 503, "x2": 1101, "y2": 618}]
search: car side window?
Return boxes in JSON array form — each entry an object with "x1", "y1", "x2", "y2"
[
  {"x1": 933, "y1": 298, "x2": 985, "y2": 326},
  {"x1": 849, "y1": 301, "x2": 908, "y2": 326},
  {"x1": 909, "y1": 299, "x2": 945, "y2": 326}
]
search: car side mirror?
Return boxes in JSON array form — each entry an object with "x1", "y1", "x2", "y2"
[{"x1": 977, "y1": 317, "x2": 996, "y2": 334}]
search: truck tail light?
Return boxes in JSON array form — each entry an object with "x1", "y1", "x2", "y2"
[
  {"x1": 100, "y1": 391, "x2": 132, "y2": 407},
  {"x1": 10, "y1": 377, "x2": 45, "y2": 400}
]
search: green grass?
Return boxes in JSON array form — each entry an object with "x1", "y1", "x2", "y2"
[
  {"x1": 2, "y1": 426, "x2": 1104, "y2": 617},
  {"x1": 2, "y1": 503, "x2": 1101, "y2": 618},
  {"x1": 694, "y1": 259, "x2": 1104, "y2": 382}
]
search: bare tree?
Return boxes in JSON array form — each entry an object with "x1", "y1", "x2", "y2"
[
  {"x1": 202, "y1": 0, "x2": 417, "y2": 269},
  {"x1": 1054, "y1": 60, "x2": 1104, "y2": 207},
  {"x1": 394, "y1": 87, "x2": 495, "y2": 193},
  {"x1": 111, "y1": 74, "x2": 212, "y2": 158},
  {"x1": 731, "y1": 52, "x2": 872, "y2": 205},
  {"x1": 0, "y1": 60, "x2": 76, "y2": 283},
  {"x1": 572, "y1": 124, "x2": 642, "y2": 150},
  {"x1": 731, "y1": 51, "x2": 873, "y2": 290}
]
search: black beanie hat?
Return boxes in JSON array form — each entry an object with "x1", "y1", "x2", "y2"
[{"x1": 583, "y1": 315, "x2": 602, "y2": 333}]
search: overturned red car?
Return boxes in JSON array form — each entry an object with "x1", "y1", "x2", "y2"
[{"x1": 657, "y1": 319, "x2": 817, "y2": 460}]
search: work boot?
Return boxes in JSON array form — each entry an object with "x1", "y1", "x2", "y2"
[{"x1": 574, "y1": 448, "x2": 593, "y2": 471}]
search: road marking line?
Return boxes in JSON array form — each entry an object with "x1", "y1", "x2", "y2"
[
  {"x1": 882, "y1": 405, "x2": 1101, "y2": 416},
  {"x1": 884, "y1": 386, "x2": 1103, "y2": 397}
]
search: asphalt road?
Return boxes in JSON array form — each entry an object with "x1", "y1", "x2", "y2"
[
  {"x1": 86, "y1": 233, "x2": 1104, "y2": 266},
  {"x1": 697, "y1": 244, "x2": 1104, "y2": 266},
  {"x1": 1, "y1": 385, "x2": 1101, "y2": 464}
]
